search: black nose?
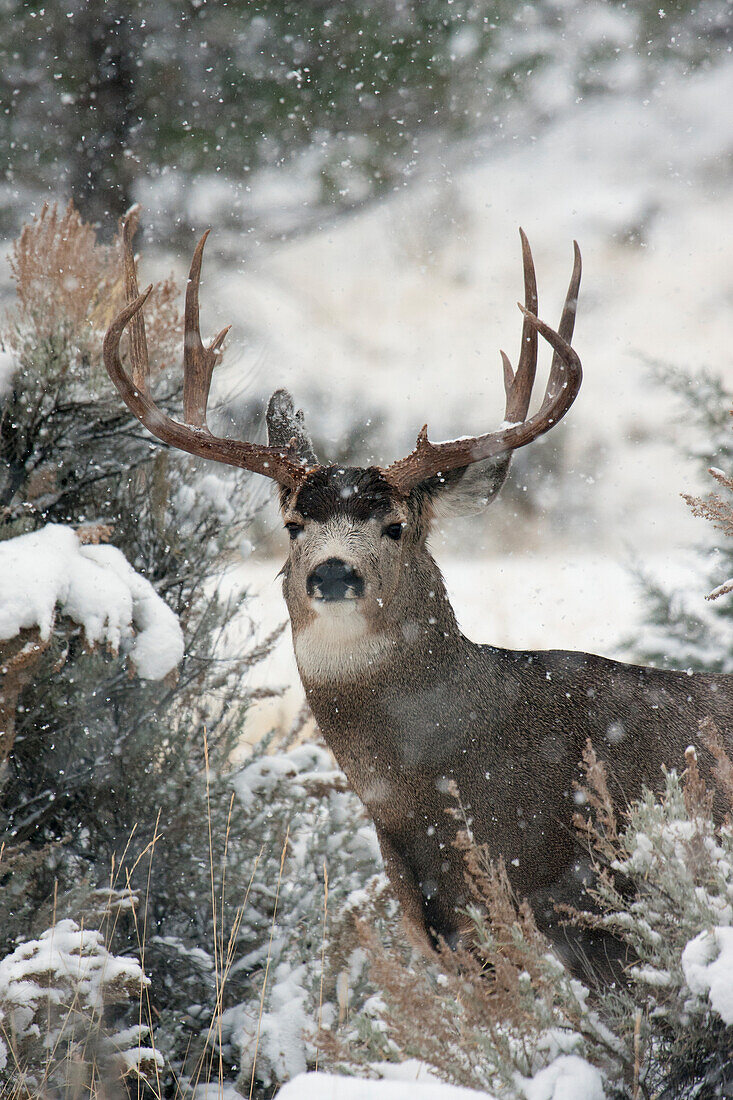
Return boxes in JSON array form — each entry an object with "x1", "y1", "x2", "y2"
[{"x1": 307, "y1": 557, "x2": 365, "y2": 601}]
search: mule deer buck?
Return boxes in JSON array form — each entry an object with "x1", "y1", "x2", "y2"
[{"x1": 104, "y1": 215, "x2": 732, "y2": 980}]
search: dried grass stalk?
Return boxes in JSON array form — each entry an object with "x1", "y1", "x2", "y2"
[{"x1": 3, "y1": 201, "x2": 182, "y2": 382}]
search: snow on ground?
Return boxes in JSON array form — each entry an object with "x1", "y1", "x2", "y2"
[
  {"x1": 0, "y1": 524, "x2": 184, "y2": 680},
  {"x1": 519, "y1": 1055, "x2": 606, "y2": 1100},
  {"x1": 274, "y1": 1053, "x2": 606, "y2": 1099},
  {"x1": 276, "y1": 1072, "x2": 493, "y2": 1100}
]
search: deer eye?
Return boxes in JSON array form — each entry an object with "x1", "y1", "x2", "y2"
[
  {"x1": 383, "y1": 522, "x2": 404, "y2": 541},
  {"x1": 285, "y1": 522, "x2": 304, "y2": 540}
]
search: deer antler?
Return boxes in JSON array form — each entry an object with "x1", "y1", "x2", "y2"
[
  {"x1": 383, "y1": 232, "x2": 582, "y2": 494},
  {"x1": 103, "y1": 210, "x2": 311, "y2": 489}
]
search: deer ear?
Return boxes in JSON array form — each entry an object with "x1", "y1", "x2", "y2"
[
  {"x1": 415, "y1": 453, "x2": 512, "y2": 518},
  {"x1": 266, "y1": 389, "x2": 319, "y2": 466}
]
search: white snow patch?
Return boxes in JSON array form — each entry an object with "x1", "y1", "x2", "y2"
[
  {"x1": 0, "y1": 919, "x2": 156, "y2": 1074},
  {"x1": 0, "y1": 524, "x2": 183, "y2": 680},
  {"x1": 0, "y1": 348, "x2": 16, "y2": 401},
  {"x1": 192, "y1": 1086, "x2": 243, "y2": 1100},
  {"x1": 681, "y1": 926, "x2": 733, "y2": 1025},
  {"x1": 520, "y1": 1054, "x2": 606, "y2": 1100},
  {"x1": 629, "y1": 964, "x2": 673, "y2": 988},
  {"x1": 276, "y1": 1073, "x2": 493, "y2": 1099},
  {"x1": 372, "y1": 1060, "x2": 443, "y2": 1084},
  {"x1": 221, "y1": 963, "x2": 309, "y2": 1088},
  {"x1": 172, "y1": 471, "x2": 237, "y2": 529}
]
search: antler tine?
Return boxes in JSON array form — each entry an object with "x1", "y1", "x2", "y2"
[
  {"x1": 103, "y1": 285, "x2": 156, "y2": 419},
  {"x1": 383, "y1": 236, "x2": 582, "y2": 494},
  {"x1": 121, "y1": 207, "x2": 149, "y2": 394},
  {"x1": 500, "y1": 350, "x2": 514, "y2": 400},
  {"x1": 517, "y1": 307, "x2": 582, "y2": 427},
  {"x1": 543, "y1": 241, "x2": 581, "y2": 406},
  {"x1": 183, "y1": 231, "x2": 225, "y2": 430},
  {"x1": 103, "y1": 221, "x2": 313, "y2": 490},
  {"x1": 503, "y1": 228, "x2": 539, "y2": 424}
]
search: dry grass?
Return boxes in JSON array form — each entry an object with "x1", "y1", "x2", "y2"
[
  {"x1": 3, "y1": 201, "x2": 182, "y2": 383},
  {"x1": 0, "y1": 749, "x2": 270, "y2": 1100},
  {"x1": 683, "y1": 466, "x2": 733, "y2": 598}
]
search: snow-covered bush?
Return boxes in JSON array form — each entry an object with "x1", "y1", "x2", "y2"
[
  {"x1": 207, "y1": 732, "x2": 386, "y2": 1095},
  {"x1": 0, "y1": 915, "x2": 159, "y2": 1090},
  {"x1": 325, "y1": 736, "x2": 733, "y2": 1099},
  {"x1": 0, "y1": 204, "x2": 281, "y2": 1093},
  {"x1": 571, "y1": 736, "x2": 733, "y2": 1097},
  {"x1": 0, "y1": 522, "x2": 184, "y2": 680}
]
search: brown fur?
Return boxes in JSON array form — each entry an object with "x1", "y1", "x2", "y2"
[{"x1": 278, "y1": 466, "x2": 733, "y2": 981}]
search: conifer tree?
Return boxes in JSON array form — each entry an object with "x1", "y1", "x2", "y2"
[{"x1": 624, "y1": 366, "x2": 733, "y2": 674}]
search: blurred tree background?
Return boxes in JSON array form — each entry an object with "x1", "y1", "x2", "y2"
[{"x1": 1, "y1": 0, "x2": 729, "y2": 235}]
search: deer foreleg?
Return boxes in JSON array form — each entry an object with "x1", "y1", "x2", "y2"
[{"x1": 376, "y1": 828, "x2": 444, "y2": 956}]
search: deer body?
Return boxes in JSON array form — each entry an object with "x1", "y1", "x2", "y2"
[
  {"x1": 285, "y1": 466, "x2": 733, "y2": 971},
  {"x1": 305, "y1": 616, "x2": 733, "y2": 954},
  {"x1": 103, "y1": 219, "x2": 733, "y2": 978}
]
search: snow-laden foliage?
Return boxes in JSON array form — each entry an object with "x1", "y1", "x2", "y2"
[
  {"x1": 0, "y1": 523, "x2": 183, "y2": 680},
  {"x1": 571, "y1": 738, "x2": 733, "y2": 1097},
  {"x1": 0, "y1": 205, "x2": 280, "y2": 1094},
  {"x1": 211, "y1": 736, "x2": 385, "y2": 1094},
  {"x1": 682, "y1": 927, "x2": 733, "y2": 1026},
  {"x1": 322, "y1": 737, "x2": 733, "y2": 1099},
  {"x1": 0, "y1": 915, "x2": 159, "y2": 1089}
]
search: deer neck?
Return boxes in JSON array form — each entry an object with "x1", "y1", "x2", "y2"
[
  {"x1": 291, "y1": 543, "x2": 461, "y2": 690},
  {"x1": 295, "y1": 546, "x2": 481, "y2": 811}
]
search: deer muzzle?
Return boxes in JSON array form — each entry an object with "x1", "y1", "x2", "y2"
[{"x1": 307, "y1": 558, "x2": 365, "y2": 602}]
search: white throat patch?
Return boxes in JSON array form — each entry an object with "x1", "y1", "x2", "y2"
[{"x1": 293, "y1": 602, "x2": 394, "y2": 682}]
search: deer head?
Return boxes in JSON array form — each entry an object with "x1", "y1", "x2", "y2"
[{"x1": 103, "y1": 215, "x2": 581, "y2": 682}]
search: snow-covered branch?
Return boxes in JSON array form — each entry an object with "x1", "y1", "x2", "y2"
[{"x1": 0, "y1": 524, "x2": 183, "y2": 681}]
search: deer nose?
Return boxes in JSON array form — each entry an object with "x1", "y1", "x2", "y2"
[{"x1": 307, "y1": 558, "x2": 365, "y2": 601}]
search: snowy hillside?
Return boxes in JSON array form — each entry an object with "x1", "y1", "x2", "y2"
[
  {"x1": 180, "y1": 57, "x2": 733, "y2": 740},
  {"x1": 203, "y1": 58, "x2": 733, "y2": 551}
]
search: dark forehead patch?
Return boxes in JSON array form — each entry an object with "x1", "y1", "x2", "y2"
[{"x1": 294, "y1": 466, "x2": 396, "y2": 522}]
